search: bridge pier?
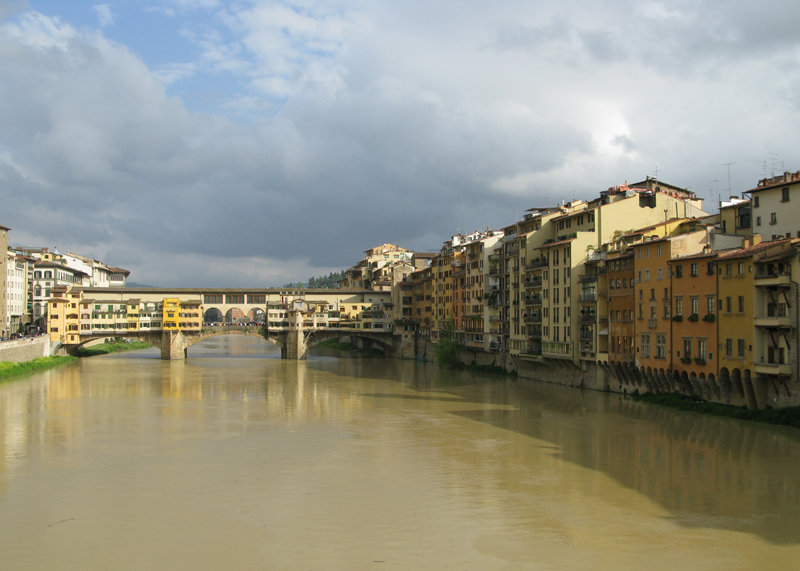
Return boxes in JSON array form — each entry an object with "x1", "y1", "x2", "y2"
[
  {"x1": 286, "y1": 310, "x2": 307, "y2": 360},
  {"x1": 161, "y1": 330, "x2": 188, "y2": 360}
]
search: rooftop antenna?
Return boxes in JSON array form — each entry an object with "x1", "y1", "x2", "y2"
[
  {"x1": 711, "y1": 179, "x2": 718, "y2": 212},
  {"x1": 722, "y1": 162, "x2": 736, "y2": 198},
  {"x1": 766, "y1": 152, "x2": 783, "y2": 178},
  {"x1": 653, "y1": 165, "x2": 659, "y2": 183}
]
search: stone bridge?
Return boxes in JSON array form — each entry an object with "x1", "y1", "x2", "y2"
[{"x1": 66, "y1": 325, "x2": 402, "y2": 360}]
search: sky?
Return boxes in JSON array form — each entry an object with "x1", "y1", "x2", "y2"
[{"x1": 1, "y1": 0, "x2": 799, "y2": 287}]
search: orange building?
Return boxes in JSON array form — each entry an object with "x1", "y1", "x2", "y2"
[
  {"x1": 668, "y1": 251, "x2": 718, "y2": 377},
  {"x1": 631, "y1": 229, "x2": 709, "y2": 371},
  {"x1": 607, "y1": 250, "x2": 635, "y2": 364}
]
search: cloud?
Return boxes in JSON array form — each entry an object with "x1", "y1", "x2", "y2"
[
  {"x1": 93, "y1": 4, "x2": 115, "y2": 27},
  {"x1": 0, "y1": 2, "x2": 799, "y2": 287}
]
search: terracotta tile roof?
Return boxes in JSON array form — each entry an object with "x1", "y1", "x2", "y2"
[
  {"x1": 534, "y1": 238, "x2": 576, "y2": 250},
  {"x1": 715, "y1": 239, "x2": 792, "y2": 261},
  {"x1": 669, "y1": 249, "x2": 726, "y2": 262},
  {"x1": 552, "y1": 206, "x2": 597, "y2": 222},
  {"x1": 621, "y1": 218, "x2": 694, "y2": 238}
]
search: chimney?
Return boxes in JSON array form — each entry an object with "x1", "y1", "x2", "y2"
[{"x1": 742, "y1": 234, "x2": 762, "y2": 248}]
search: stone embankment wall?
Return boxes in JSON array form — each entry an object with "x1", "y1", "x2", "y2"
[
  {"x1": 411, "y1": 338, "x2": 797, "y2": 410},
  {"x1": 0, "y1": 337, "x2": 51, "y2": 363}
]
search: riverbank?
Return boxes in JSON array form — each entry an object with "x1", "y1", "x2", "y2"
[
  {"x1": 317, "y1": 338, "x2": 385, "y2": 356},
  {"x1": 632, "y1": 393, "x2": 800, "y2": 430},
  {"x1": 0, "y1": 356, "x2": 77, "y2": 383},
  {"x1": 76, "y1": 341, "x2": 152, "y2": 357}
]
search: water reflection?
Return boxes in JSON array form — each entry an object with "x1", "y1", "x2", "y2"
[
  {"x1": 398, "y1": 375, "x2": 800, "y2": 545},
  {"x1": 0, "y1": 335, "x2": 799, "y2": 556}
]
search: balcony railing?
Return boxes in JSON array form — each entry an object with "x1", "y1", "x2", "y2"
[
  {"x1": 579, "y1": 293, "x2": 597, "y2": 302},
  {"x1": 648, "y1": 319, "x2": 658, "y2": 329},
  {"x1": 527, "y1": 258, "x2": 548, "y2": 270},
  {"x1": 579, "y1": 274, "x2": 598, "y2": 283},
  {"x1": 578, "y1": 313, "x2": 596, "y2": 323}
]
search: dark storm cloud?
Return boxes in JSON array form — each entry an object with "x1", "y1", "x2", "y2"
[{"x1": 1, "y1": 2, "x2": 799, "y2": 286}]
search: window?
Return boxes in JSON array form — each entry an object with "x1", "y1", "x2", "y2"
[
  {"x1": 657, "y1": 267, "x2": 662, "y2": 280},
  {"x1": 754, "y1": 196, "x2": 760, "y2": 207},
  {"x1": 698, "y1": 339, "x2": 707, "y2": 361},
  {"x1": 707, "y1": 296, "x2": 715, "y2": 315},
  {"x1": 738, "y1": 296, "x2": 745, "y2": 313},
  {"x1": 638, "y1": 270, "x2": 642, "y2": 282},
  {"x1": 737, "y1": 339, "x2": 746, "y2": 357},
  {"x1": 725, "y1": 338, "x2": 733, "y2": 357},
  {"x1": 656, "y1": 334, "x2": 666, "y2": 358},
  {"x1": 690, "y1": 263, "x2": 699, "y2": 277},
  {"x1": 645, "y1": 247, "x2": 649, "y2": 259},
  {"x1": 657, "y1": 244, "x2": 662, "y2": 257},
  {"x1": 725, "y1": 297, "x2": 732, "y2": 313},
  {"x1": 675, "y1": 265, "x2": 683, "y2": 278},
  {"x1": 645, "y1": 269, "x2": 650, "y2": 282},
  {"x1": 690, "y1": 297, "x2": 699, "y2": 315},
  {"x1": 771, "y1": 212, "x2": 777, "y2": 225},
  {"x1": 738, "y1": 262, "x2": 744, "y2": 275},
  {"x1": 782, "y1": 187, "x2": 790, "y2": 202},
  {"x1": 683, "y1": 338, "x2": 692, "y2": 359},
  {"x1": 756, "y1": 216, "x2": 761, "y2": 226},
  {"x1": 675, "y1": 297, "x2": 683, "y2": 316},
  {"x1": 641, "y1": 334, "x2": 650, "y2": 358}
]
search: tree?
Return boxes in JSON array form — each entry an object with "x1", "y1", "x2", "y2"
[{"x1": 434, "y1": 322, "x2": 463, "y2": 368}]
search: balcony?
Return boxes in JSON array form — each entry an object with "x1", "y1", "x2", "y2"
[
  {"x1": 755, "y1": 271, "x2": 791, "y2": 286},
  {"x1": 579, "y1": 274, "x2": 598, "y2": 283},
  {"x1": 524, "y1": 315, "x2": 543, "y2": 324},
  {"x1": 488, "y1": 253, "x2": 502, "y2": 262},
  {"x1": 754, "y1": 361, "x2": 792, "y2": 376},
  {"x1": 489, "y1": 268, "x2": 504, "y2": 276},
  {"x1": 526, "y1": 295, "x2": 543, "y2": 306},
  {"x1": 527, "y1": 258, "x2": 549, "y2": 270},
  {"x1": 754, "y1": 316, "x2": 792, "y2": 328},
  {"x1": 579, "y1": 292, "x2": 597, "y2": 303},
  {"x1": 524, "y1": 277, "x2": 543, "y2": 288},
  {"x1": 542, "y1": 341, "x2": 572, "y2": 358},
  {"x1": 578, "y1": 313, "x2": 596, "y2": 323},
  {"x1": 648, "y1": 319, "x2": 658, "y2": 329}
]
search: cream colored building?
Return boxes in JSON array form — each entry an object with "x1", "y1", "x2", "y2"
[{"x1": 749, "y1": 171, "x2": 800, "y2": 241}]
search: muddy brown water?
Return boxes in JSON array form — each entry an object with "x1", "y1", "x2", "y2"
[{"x1": 1, "y1": 335, "x2": 799, "y2": 570}]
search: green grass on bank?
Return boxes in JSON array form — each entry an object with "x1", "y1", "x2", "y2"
[
  {"x1": 317, "y1": 339, "x2": 385, "y2": 356},
  {"x1": 76, "y1": 341, "x2": 152, "y2": 358},
  {"x1": 632, "y1": 392, "x2": 800, "y2": 429},
  {"x1": 0, "y1": 356, "x2": 77, "y2": 382}
]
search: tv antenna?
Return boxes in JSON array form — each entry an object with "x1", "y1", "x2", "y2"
[
  {"x1": 711, "y1": 179, "x2": 718, "y2": 212},
  {"x1": 764, "y1": 153, "x2": 783, "y2": 178},
  {"x1": 722, "y1": 162, "x2": 736, "y2": 197}
]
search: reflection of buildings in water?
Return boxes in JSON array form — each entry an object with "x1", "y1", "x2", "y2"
[{"x1": 449, "y1": 379, "x2": 800, "y2": 545}]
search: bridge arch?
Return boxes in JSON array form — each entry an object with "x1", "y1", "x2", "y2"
[
  {"x1": 247, "y1": 308, "x2": 265, "y2": 324},
  {"x1": 224, "y1": 308, "x2": 245, "y2": 324},
  {"x1": 204, "y1": 308, "x2": 223, "y2": 324}
]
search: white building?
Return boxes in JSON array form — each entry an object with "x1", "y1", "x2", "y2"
[{"x1": 749, "y1": 170, "x2": 800, "y2": 241}]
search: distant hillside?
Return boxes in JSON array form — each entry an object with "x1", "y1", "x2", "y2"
[
  {"x1": 281, "y1": 271, "x2": 345, "y2": 289},
  {"x1": 125, "y1": 281, "x2": 157, "y2": 288}
]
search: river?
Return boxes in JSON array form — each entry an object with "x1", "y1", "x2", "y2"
[{"x1": 1, "y1": 335, "x2": 799, "y2": 570}]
